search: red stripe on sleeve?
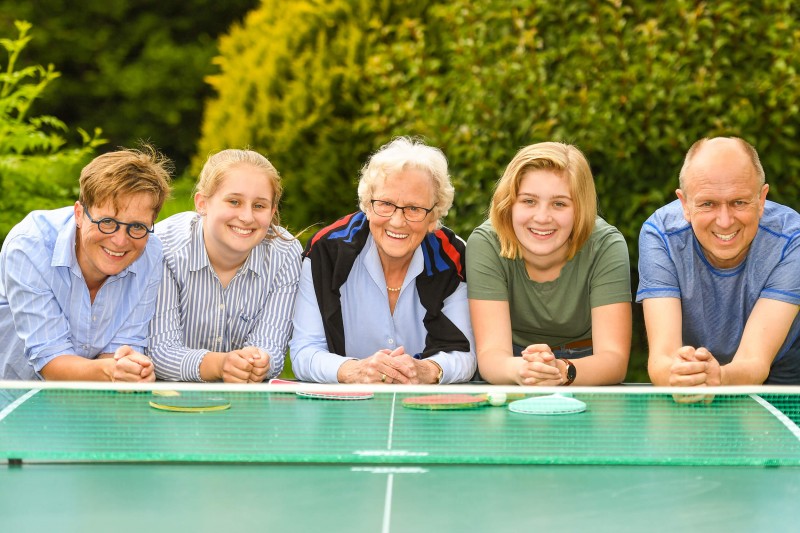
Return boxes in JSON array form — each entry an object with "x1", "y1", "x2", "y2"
[{"x1": 435, "y1": 229, "x2": 464, "y2": 279}]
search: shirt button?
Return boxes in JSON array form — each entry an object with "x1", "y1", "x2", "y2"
[
  {"x1": 92, "y1": 316, "x2": 97, "y2": 322},
  {"x1": 387, "y1": 338, "x2": 395, "y2": 345},
  {"x1": 219, "y1": 304, "x2": 225, "y2": 310},
  {"x1": 217, "y1": 336, "x2": 223, "y2": 343}
]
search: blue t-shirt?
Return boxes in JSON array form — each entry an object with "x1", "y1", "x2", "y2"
[{"x1": 636, "y1": 199, "x2": 800, "y2": 384}]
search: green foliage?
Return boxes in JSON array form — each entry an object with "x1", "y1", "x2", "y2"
[
  {"x1": 199, "y1": 0, "x2": 800, "y2": 247},
  {"x1": 0, "y1": 21, "x2": 104, "y2": 241},
  {"x1": 157, "y1": 175, "x2": 196, "y2": 222},
  {"x1": 0, "y1": 0, "x2": 258, "y2": 173},
  {"x1": 197, "y1": 0, "x2": 434, "y2": 237}
]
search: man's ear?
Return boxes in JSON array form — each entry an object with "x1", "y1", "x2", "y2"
[
  {"x1": 676, "y1": 189, "x2": 691, "y2": 223},
  {"x1": 74, "y1": 201, "x2": 84, "y2": 228}
]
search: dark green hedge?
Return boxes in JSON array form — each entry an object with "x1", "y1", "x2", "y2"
[
  {"x1": 198, "y1": 0, "x2": 800, "y2": 262},
  {"x1": 0, "y1": 0, "x2": 258, "y2": 173}
]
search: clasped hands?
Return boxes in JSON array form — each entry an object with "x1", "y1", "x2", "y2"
[
  {"x1": 669, "y1": 346, "x2": 720, "y2": 404},
  {"x1": 517, "y1": 344, "x2": 566, "y2": 386},
  {"x1": 339, "y1": 346, "x2": 438, "y2": 384},
  {"x1": 105, "y1": 345, "x2": 156, "y2": 382},
  {"x1": 218, "y1": 346, "x2": 271, "y2": 383}
]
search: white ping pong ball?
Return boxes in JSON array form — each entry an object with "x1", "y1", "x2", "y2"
[{"x1": 487, "y1": 392, "x2": 507, "y2": 406}]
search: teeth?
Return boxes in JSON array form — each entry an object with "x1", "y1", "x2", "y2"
[
  {"x1": 230, "y1": 226, "x2": 254, "y2": 235},
  {"x1": 714, "y1": 231, "x2": 737, "y2": 242},
  {"x1": 531, "y1": 229, "x2": 554, "y2": 236},
  {"x1": 103, "y1": 248, "x2": 124, "y2": 257},
  {"x1": 386, "y1": 230, "x2": 408, "y2": 239}
]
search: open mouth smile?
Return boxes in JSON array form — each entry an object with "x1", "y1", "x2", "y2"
[
  {"x1": 386, "y1": 230, "x2": 408, "y2": 239},
  {"x1": 230, "y1": 226, "x2": 255, "y2": 236},
  {"x1": 713, "y1": 230, "x2": 738, "y2": 242},
  {"x1": 102, "y1": 247, "x2": 125, "y2": 258}
]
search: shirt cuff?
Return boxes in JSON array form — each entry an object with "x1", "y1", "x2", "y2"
[
  {"x1": 307, "y1": 351, "x2": 354, "y2": 383},
  {"x1": 181, "y1": 349, "x2": 209, "y2": 382}
]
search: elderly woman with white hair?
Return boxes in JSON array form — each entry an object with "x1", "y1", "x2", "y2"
[{"x1": 290, "y1": 137, "x2": 476, "y2": 384}]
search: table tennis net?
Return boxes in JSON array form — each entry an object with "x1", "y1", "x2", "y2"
[{"x1": 2, "y1": 382, "x2": 800, "y2": 467}]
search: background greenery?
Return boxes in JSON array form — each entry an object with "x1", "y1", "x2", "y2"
[
  {"x1": 0, "y1": 0, "x2": 257, "y2": 174},
  {"x1": 0, "y1": 21, "x2": 104, "y2": 239},
  {"x1": 4, "y1": 1, "x2": 800, "y2": 382}
]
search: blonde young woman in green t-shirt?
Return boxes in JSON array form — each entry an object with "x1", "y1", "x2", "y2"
[{"x1": 466, "y1": 142, "x2": 632, "y2": 385}]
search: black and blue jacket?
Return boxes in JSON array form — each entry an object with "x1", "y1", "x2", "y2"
[{"x1": 303, "y1": 211, "x2": 470, "y2": 359}]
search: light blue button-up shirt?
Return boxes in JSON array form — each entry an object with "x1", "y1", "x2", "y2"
[
  {"x1": 0, "y1": 207, "x2": 163, "y2": 380},
  {"x1": 290, "y1": 235, "x2": 476, "y2": 383}
]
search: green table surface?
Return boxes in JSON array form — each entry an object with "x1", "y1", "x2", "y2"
[
  {"x1": 2, "y1": 389, "x2": 800, "y2": 532},
  {"x1": 2, "y1": 389, "x2": 800, "y2": 465},
  {"x1": 1, "y1": 463, "x2": 798, "y2": 533}
]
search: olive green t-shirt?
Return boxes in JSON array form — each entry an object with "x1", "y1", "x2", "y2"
[{"x1": 466, "y1": 218, "x2": 631, "y2": 348}]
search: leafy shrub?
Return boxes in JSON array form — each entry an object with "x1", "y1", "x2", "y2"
[
  {"x1": 0, "y1": 0, "x2": 258, "y2": 172},
  {"x1": 199, "y1": 0, "x2": 800, "y2": 251},
  {"x1": 0, "y1": 21, "x2": 104, "y2": 242}
]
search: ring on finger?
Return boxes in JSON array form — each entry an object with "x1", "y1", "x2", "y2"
[{"x1": 381, "y1": 373, "x2": 387, "y2": 383}]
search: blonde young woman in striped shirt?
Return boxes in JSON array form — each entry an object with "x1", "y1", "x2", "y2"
[{"x1": 148, "y1": 150, "x2": 301, "y2": 382}]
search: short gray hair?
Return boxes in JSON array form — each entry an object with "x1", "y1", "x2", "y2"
[{"x1": 357, "y1": 137, "x2": 454, "y2": 228}]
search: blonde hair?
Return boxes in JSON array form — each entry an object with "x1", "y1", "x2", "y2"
[
  {"x1": 490, "y1": 142, "x2": 597, "y2": 260},
  {"x1": 79, "y1": 144, "x2": 172, "y2": 219},
  {"x1": 195, "y1": 149, "x2": 284, "y2": 238},
  {"x1": 357, "y1": 137, "x2": 453, "y2": 229}
]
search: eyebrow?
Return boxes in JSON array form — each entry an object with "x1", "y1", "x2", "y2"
[
  {"x1": 91, "y1": 210, "x2": 153, "y2": 226},
  {"x1": 223, "y1": 193, "x2": 273, "y2": 202},
  {"x1": 517, "y1": 193, "x2": 572, "y2": 200}
]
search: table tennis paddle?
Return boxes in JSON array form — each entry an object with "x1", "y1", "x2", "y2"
[
  {"x1": 295, "y1": 390, "x2": 374, "y2": 401},
  {"x1": 148, "y1": 392, "x2": 231, "y2": 413},
  {"x1": 508, "y1": 393, "x2": 586, "y2": 415},
  {"x1": 267, "y1": 378, "x2": 296, "y2": 385},
  {"x1": 268, "y1": 378, "x2": 375, "y2": 400},
  {"x1": 402, "y1": 394, "x2": 488, "y2": 410}
]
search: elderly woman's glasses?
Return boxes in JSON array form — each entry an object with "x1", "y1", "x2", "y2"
[
  {"x1": 370, "y1": 200, "x2": 435, "y2": 222},
  {"x1": 81, "y1": 204, "x2": 154, "y2": 239}
]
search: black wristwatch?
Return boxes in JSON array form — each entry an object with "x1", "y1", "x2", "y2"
[{"x1": 562, "y1": 358, "x2": 576, "y2": 386}]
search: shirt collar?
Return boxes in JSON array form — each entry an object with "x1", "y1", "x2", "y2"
[
  {"x1": 188, "y1": 217, "x2": 212, "y2": 272},
  {"x1": 363, "y1": 234, "x2": 423, "y2": 290},
  {"x1": 52, "y1": 212, "x2": 77, "y2": 269}
]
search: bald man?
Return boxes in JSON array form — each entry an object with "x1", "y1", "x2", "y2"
[{"x1": 637, "y1": 137, "x2": 800, "y2": 387}]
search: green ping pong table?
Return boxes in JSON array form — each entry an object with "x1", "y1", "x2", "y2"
[{"x1": 1, "y1": 385, "x2": 800, "y2": 533}]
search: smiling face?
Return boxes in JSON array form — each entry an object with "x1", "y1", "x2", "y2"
[
  {"x1": 195, "y1": 164, "x2": 276, "y2": 268},
  {"x1": 74, "y1": 193, "x2": 156, "y2": 291},
  {"x1": 677, "y1": 140, "x2": 767, "y2": 269},
  {"x1": 368, "y1": 168, "x2": 437, "y2": 269},
  {"x1": 511, "y1": 169, "x2": 575, "y2": 270}
]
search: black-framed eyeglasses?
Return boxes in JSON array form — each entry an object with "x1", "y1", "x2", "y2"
[
  {"x1": 370, "y1": 200, "x2": 435, "y2": 222},
  {"x1": 81, "y1": 203, "x2": 154, "y2": 239}
]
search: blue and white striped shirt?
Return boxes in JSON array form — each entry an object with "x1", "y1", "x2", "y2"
[
  {"x1": 148, "y1": 212, "x2": 302, "y2": 381},
  {"x1": 0, "y1": 207, "x2": 163, "y2": 380}
]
